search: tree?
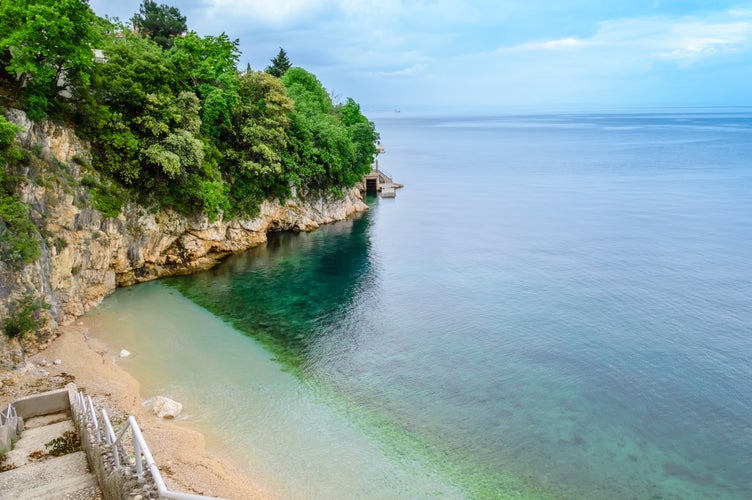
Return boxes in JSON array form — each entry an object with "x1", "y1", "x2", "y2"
[
  {"x1": 224, "y1": 71, "x2": 295, "y2": 215},
  {"x1": 168, "y1": 32, "x2": 240, "y2": 139},
  {"x1": 77, "y1": 34, "x2": 175, "y2": 184},
  {"x1": 265, "y1": 48, "x2": 291, "y2": 78},
  {"x1": 339, "y1": 98, "x2": 379, "y2": 174},
  {"x1": 0, "y1": 0, "x2": 101, "y2": 120},
  {"x1": 282, "y1": 68, "x2": 361, "y2": 191},
  {"x1": 3, "y1": 294, "x2": 50, "y2": 366},
  {"x1": 131, "y1": 0, "x2": 187, "y2": 49}
]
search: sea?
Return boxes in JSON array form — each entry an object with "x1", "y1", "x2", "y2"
[{"x1": 83, "y1": 109, "x2": 752, "y2": 499}]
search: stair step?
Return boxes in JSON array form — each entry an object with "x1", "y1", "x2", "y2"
[
  {"x1": 24, "y1": 411, "x2": 71, "y2": 429},
  {"x1": 3, "y1": 419, "x2": 76, "y2": 468},
  {"x1": 0, "y1": 451, "x2": 101, "y2": 499}
]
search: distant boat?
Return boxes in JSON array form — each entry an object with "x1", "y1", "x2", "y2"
[{"x1": 394, "y1": 109, "x2": 401, "y2": 113}]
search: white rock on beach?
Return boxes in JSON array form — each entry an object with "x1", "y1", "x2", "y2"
[
  {"x1": 119, "y1": 349, "x2": 131, "y2": 358},
  {"x1": 153, "y1": 396, "x2": 183, "y2": 419},
  {"x1": 53, "y1": 359, "x2": 62, "y2": 365}
]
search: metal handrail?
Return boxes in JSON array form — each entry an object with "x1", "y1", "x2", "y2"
[
  {"x1": 75, "y1": 391, "x2": 223, "y2": 500},
  {"x1": 0, "y1": 403, "x2": 16, "y2": 426}
]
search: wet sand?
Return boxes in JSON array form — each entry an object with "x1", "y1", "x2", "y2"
[{"x1": 1, "y1": 325, "x2": 271, "y2": 500}]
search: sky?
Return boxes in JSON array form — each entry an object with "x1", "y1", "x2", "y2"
[{"x1": 88, "y1": 0, "x2": 752, "y2": 111}]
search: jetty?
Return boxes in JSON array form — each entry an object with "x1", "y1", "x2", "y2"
[{"x1": 362, "y1": 144, "x2": 403, "y2": 198}]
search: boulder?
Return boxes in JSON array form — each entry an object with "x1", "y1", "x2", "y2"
[{"x1": 153, "y1": 396, "x2": 183, "y2": 419}]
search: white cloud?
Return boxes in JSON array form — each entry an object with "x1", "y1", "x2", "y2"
[
  {"x1": 651, "y1": 21, "x2": 752, "y2": 62},
  {"x1": 491, "y1": 9, "x2": 752, "y2": 69},
  {"x1": 495, "y1": 37, "x2": 585, "y2": 54},
  {"x1": 202, "y1": 0, "x2": 325, "y2": 24}
]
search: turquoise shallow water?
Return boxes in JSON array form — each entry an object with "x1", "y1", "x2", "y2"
[{"x1": 91, "y1": 110, "x2": 752, "y2": 498}]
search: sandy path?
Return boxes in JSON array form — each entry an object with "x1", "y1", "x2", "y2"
[{"x1": 1, "y1": 325, "x2": 273, "y2": 500}]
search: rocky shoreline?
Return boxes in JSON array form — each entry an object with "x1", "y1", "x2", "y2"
[
  {"x1": 1, "y1": 110, "x2": 368, "y2": 363},
  {"x1": 0, "y1": 111, "x2": 370, "y2": 498}
]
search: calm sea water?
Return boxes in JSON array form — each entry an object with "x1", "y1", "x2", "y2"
[{"x1": 92, "y1": 110, "x2": 752, "y2": 498}]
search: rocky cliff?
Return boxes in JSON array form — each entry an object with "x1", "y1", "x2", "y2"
[{"x1": 0, "y1": 110, "x2": 368, "y2": 362}]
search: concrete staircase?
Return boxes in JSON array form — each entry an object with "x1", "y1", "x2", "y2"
[
  {"x1": 2, "y1": 386, "x2": 221, "y2": 500},
  {"x1": 0, "y1": 410, "x2": 102, "y2": 499}
]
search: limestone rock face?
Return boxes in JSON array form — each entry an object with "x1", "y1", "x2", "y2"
[
  {"x1": 0, "y1": 110, "x2": 368, "y2": 363},
  {"x1": 153, "y1": 396, "x2": 183, "y2": 419}
]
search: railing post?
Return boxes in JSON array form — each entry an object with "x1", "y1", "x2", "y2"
[
  {"x1": 101, "y1": 408, "x2": 120, "y2": 467},
  {"x1": 87, "y1": 395, "x2": 100, "y2": 443},
  {"x1": 134, "y1": 433, "x2": 143, "y2": 478},
  {"x1": 72, "y1": 391, "x2": 226, "y2": 500},
  {"x1": 76, "y1": 392, "x2": 86, "y2": 427}
]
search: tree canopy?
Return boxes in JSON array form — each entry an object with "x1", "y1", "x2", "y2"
[
  {"x1": 0, "y1": 0, "x2": 101, "y2": 120},
  {"x1": 1, "y1": 0, "x2": 380, "y2": 225},
  {"x1": 131, "y1": 0, "x2": 187, "y2": 49}
]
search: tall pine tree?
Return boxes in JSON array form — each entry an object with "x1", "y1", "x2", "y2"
[{"x1": 265, "y1": 48, "x2": 291, "y2": 77}]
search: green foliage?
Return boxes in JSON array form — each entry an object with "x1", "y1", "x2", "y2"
[
  {"x1": 45, "y1": 430, "x2": 81, "y2": 456},
  {"x1": 0, "y1": 116, "x2": 20, "y2": 157},
  {"x1": 90, "y1": 182, "x2": 123, "y2": 218},
  {"x1": 54, "y1": 236, "x2": 67, "y2": 252},
  {"x1": 265, "y1": 48, "x2": 292, "y2": 78},
  {"x1": 70, "y1": 154, "x2": 88, "y2": 167},
  {"x1": 339, "y1": 98, "x2": 380, "y2": 174},
  {"x1": 283, "y1": 67, "x2": 332, "y2": 115},
  {"x1": 1, "y1": 7, "x2": 379, "y2": 223},
  {"x1": 79, "y1": 172, "x2": 123, "y2": 218},
  {"x1": 3, "y1": 293, "x2": 50, "y2": 364},
  {"x1": 168, "y1": 32, "x2": 240, "y2": 139},
  {"x1": 131, "y1": 0, "x2": 187, "y2": 49},
  {"x1": 282, "y1": 68, "x2": 376, "y2": 191},
  {"x1": 0, "y1": 0, "x2": 101, "y2": 119},
  {"x1": 80, "y1": 174, "x2": 98, "y2": 187},
  {"x1": 1, "y1": 116, "x2": 40, "y2": 267},
  {"x1": 0, "y1": 192, "x2": 40, "y2": 266},
  {"x1": 224, "y1": 71, "x2": 295, "y2": 216},
  {"x1": 3, "y1": 293, "x2": 50, "y2": 340}
]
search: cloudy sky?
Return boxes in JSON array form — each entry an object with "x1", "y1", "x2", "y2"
[{"x1": 89, "y1": 0, "x2": 752, "y2": 111}]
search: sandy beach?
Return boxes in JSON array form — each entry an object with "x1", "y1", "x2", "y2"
[{"x1": 0, "y1": 325, "x2": 270, "y2": 500}]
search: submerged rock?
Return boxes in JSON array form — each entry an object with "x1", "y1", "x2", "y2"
[{"x1": 153, "y1": 396, "x2": 183, "y2": 419}]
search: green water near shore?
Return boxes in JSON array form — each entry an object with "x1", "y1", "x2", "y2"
[
  {"x1": 84, "y1": 280, "x2": 468, "y2": 499},
  {"x1": 161, "y1": 216, "x2": 564, "y2": 499},
  {"x1": 87, "y1": 111, "x2": 752, "y2": 499}
]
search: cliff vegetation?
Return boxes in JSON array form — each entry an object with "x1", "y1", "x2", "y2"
[{"x1": 0, "y1": 0, "x2": 377, "y2": 365}]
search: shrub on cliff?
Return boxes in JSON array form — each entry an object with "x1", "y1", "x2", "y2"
[
  {"x1": 2, "y1": 293, "x2": 50, "y2": 366},
  {"x1": 0, "y1": 115, "x2": 40, "y2": 267}
]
